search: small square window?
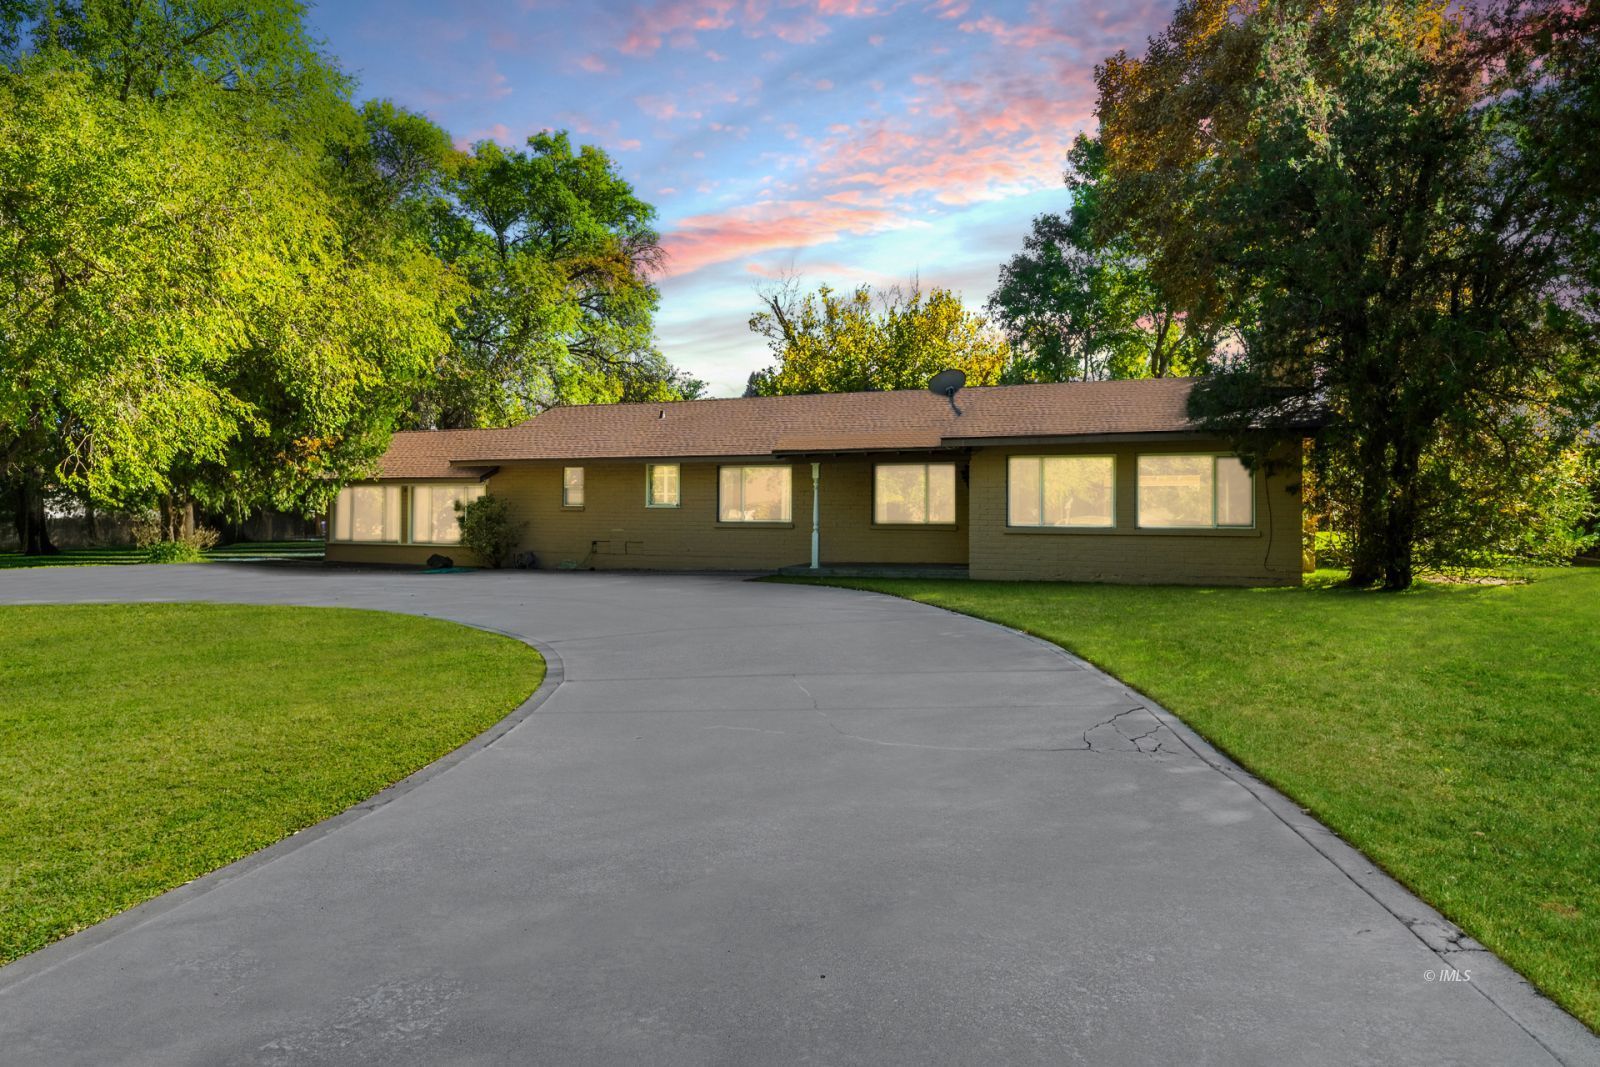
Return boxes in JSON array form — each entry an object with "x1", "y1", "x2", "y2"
[
  {"x1": 562, "y1": 467, "x2": 585, "y2": 508},
  {"x1": 647, "y1": 464, "x2": 680, "y2": 507}
]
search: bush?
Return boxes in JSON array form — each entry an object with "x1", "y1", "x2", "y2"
[
  {"x1": 456, "y1": 495, "x2": 523, "y2": 568},
  {"x1": 144, "y1": 527, "x2": 219, "y2": 564}
]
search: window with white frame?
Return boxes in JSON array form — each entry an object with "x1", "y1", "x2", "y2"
[
  {"x1": 562, "y1": 467, "x2": 585, "y2": 507},
  {"x1": 647, "y1": 463, "x2": 680, "y2": 507},
  {"x1": 1008, "y1": 456, "x2": 1115, "y2": 528},
  {"x1": 718, "y1": 465, "x2": 792, "y2": 523},
  {"x1": 410, "y1": 483, "x2": 486, "y2": 544},
  {"x1": 1137, "y1": 455, "x2": 1254, "y2": 528},
  {"x1": 874, "y1": 463, "x2": 956, "y2": 524},
  {"x1": 331, "y1": 485, "x2": 402, "y2": 543}
]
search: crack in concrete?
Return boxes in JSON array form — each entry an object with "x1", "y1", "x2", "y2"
[
  {"x1": 1080, "y1": 705, "x2": 1177, "y2": 759},
  {"x1": 786, "y1": 678, "x2": 1180, "y2": 758}
]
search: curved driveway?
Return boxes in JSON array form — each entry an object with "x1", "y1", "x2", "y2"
[{"x1": 0, "y1": 566, "x2": 1592, "y2": 1065}]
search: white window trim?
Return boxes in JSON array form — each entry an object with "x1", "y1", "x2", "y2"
[
  {"x1": 1136, "y1": 453, "x2": 1256, "y2": 530},
  {"x1": 717, "y1": 464, "x2": 793, "y2": 524},
  {"x1": 1006, "y1": 455, "x2": 1117, "y2": 529},
  {"x1": 645, "y1": 463, "x2": 681, "y2": 508},
  {"x1": 873, "y1": 462, "x2": 958, "y2": 526},
  {"x1": 562, "y1": 466, "x2": 585, "y2": 509}
]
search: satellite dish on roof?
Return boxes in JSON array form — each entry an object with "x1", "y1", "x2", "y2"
[{"x1": 929, "y1": 368, "x2": 966, "y2": 415}]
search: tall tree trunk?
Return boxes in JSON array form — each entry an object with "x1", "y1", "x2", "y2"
[
  {"x1": 13, "y1": 481, "x2": 58, "y2": 556},
  {"x1": 1347, "y1": 429, "x2": 1388, "y2": 587},
  {"x1": 1380, "y1": 437, "x2": 1424, "y2": 591}
]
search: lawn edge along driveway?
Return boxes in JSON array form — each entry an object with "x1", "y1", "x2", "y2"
[
  {"x1": 780, "y1": 570, "x2": 1600, "y2": 1041},
  {"x1": 1, "y1": 603, "x2": 547, "y2": 967}
]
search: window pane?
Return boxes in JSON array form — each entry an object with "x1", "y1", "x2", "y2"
[
  {"x1": 718, "y1": 467, "x2": 742, "y2": 521},
  {"x1": 720, "y1": 466, "x2": 791, "y2": 522},
  {"x1": 333, "y1": 489, "x2": 352, "y2": 541},
  {"x1": 1216, "y1": 457, "x2": 1253, "y2": 526},
  {"x1": 875, "y1": 464, "x2": 927, "y2": 524},
  {"x1": 927, "y1": 464, "x2": 956, "y2": 524},
  {"x1": 1139, "y1": 455, "x2": 1213, "y2": 527},
  {"x1": 1042, "y1": 457, "x2": 1113, "y2": 527},
  {"x1": 563, "y1": 467, "x2": 584, "y2": 507},
  {"x1": 1008, "y1": 457, "x2": 1041, "y2": 526},
  {"x1": 412, "y1": 483, "x2": 483, "y2": 544},
  {"x1": 742, "y1": 466, "x2": 790, "y2": 522},
  {"x1": 410, "y1": 486, "x2": 432, "y2": 542},
  {"x1": 649, "y1": 464, "x2": 679, "y2": 506}
]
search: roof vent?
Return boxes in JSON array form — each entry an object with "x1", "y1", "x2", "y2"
[{"x1": 928, "y1": 368, "x2": 966, "y2": 415}]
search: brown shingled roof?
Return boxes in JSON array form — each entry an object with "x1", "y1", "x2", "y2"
[
  {"x1": 448, "y1": 378, "x2": 1205, "y2": 464},
  {"x1": 374, "y1": 430, "x2": 498, "y2": 480}
]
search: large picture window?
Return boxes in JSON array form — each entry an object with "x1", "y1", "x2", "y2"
[
  {"x1": 331, "y1": 485, "x2": 402, "y2": 543},
  {"x1": 1137, "y1": 455, "x2": 1254, "y2": 528},
  {"x1": 718, "y1": 465, "x2": 792, "y2": 523},
  {"x1": 1007, "y1": 456, "x2": 1114, "y2": 528},
  {"x1": 410, "y1": 483, "x2": 486, "y2": 544},
  {"x1": 562, "y1": 467, "x2": 585, "y2": 508},
  {"x1": 874, "y1": 463, "x2": 956, "y2": 524},
  {"x1": 647, "y1": 463, "x2": 680, "y2": 508}
]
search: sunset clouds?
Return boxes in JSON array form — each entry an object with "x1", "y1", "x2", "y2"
[{"x1": 309, "y1": 0, "x2": 1175, "y2": 393}]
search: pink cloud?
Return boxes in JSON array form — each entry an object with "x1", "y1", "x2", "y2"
[
  {"x1": 576, "y1": 53, "x2": 609, "y2": 73},
  {"x1": 958, "y1": 12, "x2": 1069, "y2": 49},
  {"x1": 619, "y1": 0, "x2": 737, "y2": 55},
  {"x1": 661, "y1": 199, "x2": 905, "y2": 277},
  {"x1": 635, "y1": 93, "x2": 700, "y2": 120},
  {"x1": 615, "y1": 138, "x2": 643, "y2": 151}
]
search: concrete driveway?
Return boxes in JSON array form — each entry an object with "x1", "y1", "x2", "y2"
[{"x1": 0, "y1": 566, "x2": 1593, "y2": 1065}]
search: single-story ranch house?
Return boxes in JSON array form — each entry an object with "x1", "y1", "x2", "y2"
[{"x1": 326, "y1": 378, "x2": 1308, "y2": 585}]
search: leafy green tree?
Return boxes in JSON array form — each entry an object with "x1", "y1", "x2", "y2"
[
  {"x1": 404, "y1": 131, "x2": 688, "y2": 428},
  {"x1": 989, "y1": 136, "x2": 1211, "y2": 383},
  {"x1": 13, "y1": 0, "x2": 350, "y2": 138},
  {"x1": 0, "y1": 4, "x2": 460, "y2": 546},
  {"x1": 747, "y1": 279, "x2": 1009, "y2": 396},
  {"x1": 1095, "y1": 0, "x2": 1600, "y2": 588}
]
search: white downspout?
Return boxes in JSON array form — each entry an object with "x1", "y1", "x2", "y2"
[{"x1": 810, "y1": 461, "x2": 821, "y2": 570}]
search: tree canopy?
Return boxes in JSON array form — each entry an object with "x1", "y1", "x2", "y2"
[
  {"x1": 0, "y1": 0, "x2": 693, "y2": 550},
  {"x1": 746, "y1": 279, "x2": 1008, "y2": 396},
  {"x1": 410, "y1": 130, "x2": 697, "y2": 428},
  {"x1": 988, "y1": 135, "x2": 1212, "y2": 383},
  {"x1": 1092, "y1": 0, "x2": 1600, "y2": 587}
]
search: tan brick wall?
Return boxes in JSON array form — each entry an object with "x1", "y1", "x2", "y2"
[
  {"x1": 486, "y1": 458, "x2": 968, "y2": 571},
  {"x1": 967, "y1": 439, "x2": 1304, "y2": 586},
  {"x1": 326, "y1": 442, "x2": 1303, "y2": 584}
]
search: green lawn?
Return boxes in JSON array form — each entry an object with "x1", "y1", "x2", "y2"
[
  {"x1": 0, "y1": 603, "x2": 542, "y2": 963},
  {"x1": 0, "y1": 540, "x2": 324, "y2": 569},
  {"x1": 791, "y1": 568, "x2": 1600, "y2": 1031}
]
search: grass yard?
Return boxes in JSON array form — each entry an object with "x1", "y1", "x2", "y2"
[
  {"x1": 791, "y1": 568, "x2": 1600, "y2": 1031},
  {"x1": 0, "y1": 540, "x2": 324, "y2": 569},
  {"x1": 0, "y1": 603, "x2": 542, "y2": 964}
]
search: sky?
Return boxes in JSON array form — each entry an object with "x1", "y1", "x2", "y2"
[{"x1": 306, "y1": 0, "x2": 1176, "y2": 396}]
